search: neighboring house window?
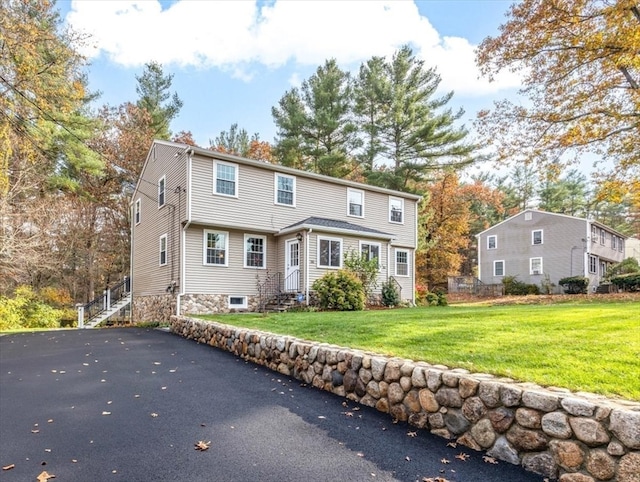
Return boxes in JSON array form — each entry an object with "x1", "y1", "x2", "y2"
[
  {"x1": 347, "y1": 188, "x2": 364, "y2": 217},
  {"x1": 318, "y1": 236, "x2": 342, "y2": 268},
  {"x1": 494, "y1": 260, "x2": 505, "y2": 277},
  {"x1": 214, "y1": 161, "x2": 238, "y2": 197},
  {"x1": 274, "y1": 173, "x2": 295, "y2": 206},
  {"x1": 589, "y1": 255, "x2": 597, "y2": 274},
  {"x1": 204, "y1": 230, "x2": 228, "y2": 266},
  {"x1": 389, "y1": 197, "x2": 404, "y2": 224},
  {"x1": 244, "y1": 234, "x2": 266, "y2": 269},
  {"x1": 591, "y1": 225, "x2": 597, "y2": 243},
  {"x1": 360, "y1": 242, "x2": 380, "y2": 268},
  {"x1": 159, "y1": 234, "x2": 167, "y2": 266},
  {"x1": 487, "y1": 235, "x2": 497, "y2": 250},
  {"x1": 530, "y1": 257, "x2": 543, "y2": 275},
  {"x1": 600, "y1": 228, "x2": 606, "y2": 245},
  {"x1": 395, "y1": 249, "x2": 409, "y2": 277},
  {"x1": 228, "y1": 296, "x2": 247, "y2": 309},
  {"x1": 532, "y1": 230, "x2": 543, "y2": 245},
  {"x1": 158, "y1": 176, "x2": 166, "y2": 207},
  {"x1": 134, "y1": 199, "x2": 141, "y2": 225}
]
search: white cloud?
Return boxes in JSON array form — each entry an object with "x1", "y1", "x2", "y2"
[{"x1": 67, "y1": 0, "x2": 521, "y2": 96}]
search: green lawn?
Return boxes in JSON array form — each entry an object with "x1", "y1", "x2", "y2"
[{"x1": 198, "y1": 301, "x2": 640, "y2": 401}]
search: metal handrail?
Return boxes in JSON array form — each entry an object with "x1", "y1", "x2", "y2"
[
  {"x1": 257, "y1": 271, "x2": 281, "y2": 312},
  {"x1": 81, "y1": 277, "x2": 130, "y2": 322}
]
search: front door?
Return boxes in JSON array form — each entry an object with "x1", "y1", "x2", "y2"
[{"x1": 285, "y1": 239, "x2": 300, "y2": 292}]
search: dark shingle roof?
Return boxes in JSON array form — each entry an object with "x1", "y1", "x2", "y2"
[{"x1": 280, "y1": 217, "x2": 395, "y2": 239}]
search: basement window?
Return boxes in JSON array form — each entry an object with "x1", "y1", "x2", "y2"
[{"x1": 228, "y1": 296, "x2": 247, "y2": 309}]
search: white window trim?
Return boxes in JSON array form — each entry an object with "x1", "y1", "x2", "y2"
[
  {"x1": 359, "y1": 241, "x2": 381, "y2": 269},
  {"x1": 347, "y1": 188, "x2": 365, "y2": 218},
  {"x1": 589, "y1": 255, "x2": 597, "y2": 274},
  {"x1": 203, "y1": 229, "x2": 229, "y2": 267},
  {"x1": 244, "y1": 234, "x2": 267, "y2": 269},
  {"x1": 134, "y1": 198, "x2": 141, "y2": 225},
  {"x1": 532, "y1": 229, "x2": 543, "y2": 245},
  {"x1": 600, "y1": 229, "x2": 606, "y2": 245},
  {"x1": 389, "y1": 197, "x2": 404, "y2": 224},
  {"x1": 394, "y1": 249, "x2": 410, "y2": 277},
  {"x1": 158, "y1": 175, "x2": 166, "y2": 208},
  {"x1": 530, "y1": 257, "x2": 543, "y2": 275},
  {"x1": 274, "y1": 173, "x2": 296, "y2": 207},
  {"x1": 493, "y1": 260, "x2": 505, "y2": 277},
  {"x1": 213, "y1": 160, "x2": 239, "y2": 198},
  {"x1": 317, "y1": 236, "x2": 343, "y2": 269},
  {"x1": 159, "y1": 234, "x2": 167, "y2": 266},
  {"x1": 228, "y1": 296, "x2": 248, "y2": 309},
  {"x1": 487, "y1": 235, "x2": 497, "y2": 250}
]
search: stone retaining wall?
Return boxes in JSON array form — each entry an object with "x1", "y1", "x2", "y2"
[{"x1": 170, "y1": 316, "x2": 640, "y2": 481}]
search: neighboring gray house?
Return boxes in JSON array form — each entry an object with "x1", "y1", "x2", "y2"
[
  {"x1": 476, "y1": 209, "x2": 627, "y2": 294},
  {"x1": 130, "y1": 140, "x2": 421, "y2": 322}
]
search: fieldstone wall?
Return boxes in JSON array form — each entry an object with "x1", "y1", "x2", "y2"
[
  {"x1": 132, "y1": 294, "x2": 175, "y2": 324},
  {"x1": 180, "y1": 294, "x2": 260, "y2": 314},
  {"x1": 170, "y1": 316, "x2": 640, "y2": 481}
]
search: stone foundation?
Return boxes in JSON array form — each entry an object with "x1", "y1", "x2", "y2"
[
  {"x1": 170, "y1": 316, "x2": 640, "y2": 481},
  {"x1": 132, "y1": 294, "x2": 176, "y2": 324},
  {"x1": 180, "y1": 294, "x2": 260, "y2": 314}
]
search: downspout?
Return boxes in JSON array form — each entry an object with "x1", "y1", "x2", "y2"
[
  {"x1": 476, "y1": 234, "x2": 481, "y2": 280},
  {"x1": 305, "y1": 228, "x2": 312, "y2": 305},
  {"x1": 129, "y1": 200, "x2": 135, "y2": 323},
  {"x1": 177, "y1": 148, "x2": 193, "y2": 316}
]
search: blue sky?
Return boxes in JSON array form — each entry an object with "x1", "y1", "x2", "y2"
[{"x1": 58, "y1": 0, "x2": 522, "y2": 148}]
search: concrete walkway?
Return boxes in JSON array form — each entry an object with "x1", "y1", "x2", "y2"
[{"x1": 0, "y1": 328, "x2": 545, "y2": 481}]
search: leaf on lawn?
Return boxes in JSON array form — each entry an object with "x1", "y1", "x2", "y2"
[
  {"x1": 2, "y1": 464, "x2": 15, "y2": 471},
  {"x1": 483, "y1": 455, "x2": 499, "y2": 464},
  {"x1": 194, "y1": 440, "x2": 211, "y2": 451},
  {"x1": 407, "y1": 431, "x2": 417, "y2": 438},
  {"x1": 455, "y1": 452, "x2": 470, "y2": 461},
  {"x1": 37, "y1": 470, "x2": 55, "y2": 481},
  {"x1": 440, "y1": 458, "x2": 450, "y2": 464}
]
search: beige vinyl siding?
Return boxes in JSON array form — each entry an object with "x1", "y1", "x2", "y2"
[
  {"x1": 184, "y1": 225, "x2": 277, "y2": 294},
  {"x1": 131, "y1": 143, "x2": 188, "y2": 296}
]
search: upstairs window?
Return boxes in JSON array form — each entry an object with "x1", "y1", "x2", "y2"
[
  {"x1": 591, "y1": 225, "x2": 598, "y2": 243},
  {"x1": 275, "y1": 173, "x2": 295, "y2": 206},
  {"x1": 318, "y1": 237, "x2": 342, "y2": 269},
  {"x1": 158, "y1": 175, "x2": 166, "y2": 207},
  {"x1": 389, "y1": 197, "x2": 404, "y2": 224},
  {"x1": 600, "y1": 228, "x2": 606, "y2": 245},
  {"x1": 244, "y1": 235, "x2": 266, "y2": 268},
  {"x1": 530, "y1": 257, "x2": 543, "y2": 275},
  {"x1": 487, "y1": 235, "x2": 497, "y2": 250},
  {"x1": 532, "y1": 230, "x2": 543, "y2": 245},
  {"x1": 347, "y1": 188, "x2": 364, "y2": 217},
  {"x1": 612, "y1": 236, "x2": 618, "y2": 250},
  {"x1": 395, "y1": 249, "x2": 409, "y2": 276},
  {"x1": 204, "y1": 230, "x2": 228, "y2": 266},
  {"x1": 134, "y1": 199, "x2": 141, "y2": 225},
  {"x1": 159, "y1": 234, "x2": 167, "y2": 266},
  {"x1": 214, "y1": 161, "x2": 238, "y2": 197}
]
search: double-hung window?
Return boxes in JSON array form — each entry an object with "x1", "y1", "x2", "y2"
[
  {"x1": 395, "y1": 249, "x2": 409, "y2": 276},
  {"x1": 389, "y1": 197, "x2": 404, "y2": 224},
  {"x1": 159, "y1": 234, "x2": 167, "y2": 266},
  {"x1": 158, "y1": 176, "x2": 166, "y2": 207},
  {"x1": 589, "y1": 255, "x2": 597, "y2": 274},
  {"x1": 214, "y1": 161, "x2": 238, "y2": 197},
  {"x1": 134, "y1": 199, "x2": 141, "y2": 225},
  {"x1": 244, "y1": 235, "x2": 266, "y2": 268},
  {"x1": 494, "y1": 260, "x2": 505, "y2": 277},
  {"x1": 360, "y1": 242, "x2": 380, "y2": 268},
  {"x1": 347, "y1": 188, "x2": 364, "y2": 217},
  {"x1": 318, "y1": 237, "x2": 342, "y2": 268},
  {"x1": 275, "y1": 173, "x2": 295, "y2": 206},
  {"x1": 532, "y1": 230, "x2": 543, "y2": 245},
  {"x1": 487, "y1": 235, "x2": 497, "y2": 249},
  {"x1": 530, "y1": 257, "x2": 543, "y2": 275},
  {"x1": 600, "y1": 229, "x2": 606, "y2": 245},
  {"x1": 204, "y1": 230, "x2": 228, "y2": 266}
]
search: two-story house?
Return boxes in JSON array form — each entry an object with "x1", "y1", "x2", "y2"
[
  {"x1": 130, "y1": 140, "x2": 421, "y2": 322},
  {"x1": 476, "y1": 209, "x2": 627, "y2": 294}
]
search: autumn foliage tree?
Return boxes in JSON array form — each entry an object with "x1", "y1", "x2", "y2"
[{"x1": 476, "y1": 0, "x2": 640, "y2": 200}]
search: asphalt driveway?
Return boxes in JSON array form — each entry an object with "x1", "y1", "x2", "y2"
[{"x1": 0, "y1": 328, "x2": 545, "y2": 481}]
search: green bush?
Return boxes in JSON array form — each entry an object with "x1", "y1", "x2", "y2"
[
  {"x1": 423, "y1": 290, "x2": 448, "y2": 306},
  {"x1": 343, "y1": 251, "x2": 379, "y2": 301},
  {"x1": 610, "y1": 272, "x2": 640, "y2": 292},
  {"x1": 558, "y1": 276, "x2": 589, "y2": 294},
  {"x1": 502, "y1": 276, "x2": 540, "y2": 296},
  {"x1": 312, "y1": 271, "x2": 365, "y2": 311},
  {"x1": 0, "y1": 286, "x2": 64, "y2": 331},
  {"x1": 607, "y1": 258, "x2": 640, "y2": 279},
  {"x1": 381, "y1": 280, "x2": 401, "y2": 307}
]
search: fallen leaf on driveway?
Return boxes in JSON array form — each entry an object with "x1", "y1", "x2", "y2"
[
  {"x1": 194, "y1": 441, "x2": 211, "y2": 451},
  {"x1": 455, "y1": 452, "x2": 470, "y2": 461},
  {"x1": 150, "y1": 413, "x2": 158, "y2": 418},
  {"x1": 405, "y1": 456, "x2": 411, "y2": 462},
  {"x1": 407, "y1": 431, "x2": 417, "y2": 438},
  {"x1": 101, "y1": 411, "x2": 111, "y2": 415},
  {"x1": 36, "y1": 471, "x2": 55, "y2": 481},
  {"x1": 483, "y1": 455, "x2": 498, "y2": 464},
  {"x1": 32, "y1": 429, "x2": 40, "y2": 434},
  {"x1": 440, "y1": 458, "x2": 450, "y2": 464},
  {"x1": 2, "y1": 464, "x2": 15, "y2": 471}
]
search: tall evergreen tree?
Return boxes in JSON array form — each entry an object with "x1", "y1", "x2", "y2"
[
  {"x1": 135, "y1": 61, "x2": 183, "y2": 140},
  {"x1": 538, "y1": 169, "x2": 588, "y2": 217}
]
